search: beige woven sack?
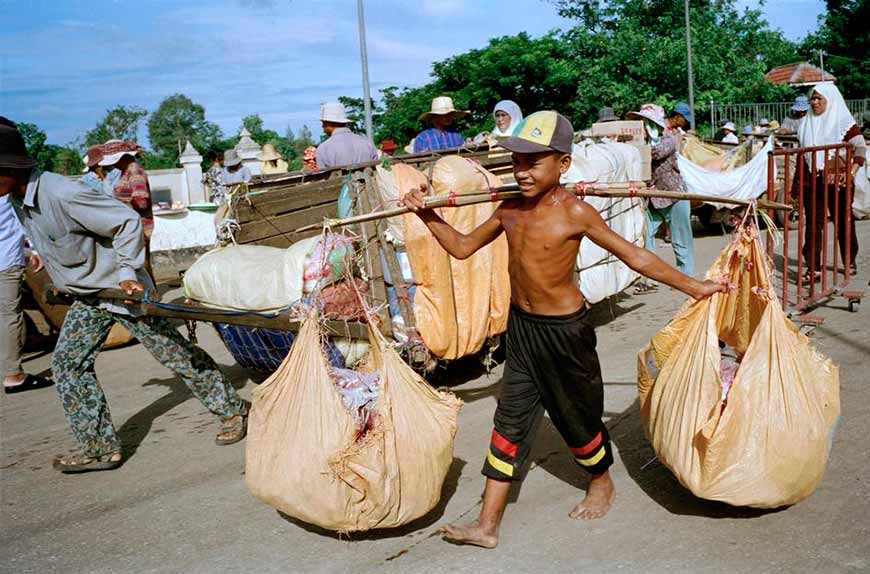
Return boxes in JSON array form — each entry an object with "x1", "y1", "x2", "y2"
[{"x1": 245, "y1": 316, "x2": 462, "y2": 532}]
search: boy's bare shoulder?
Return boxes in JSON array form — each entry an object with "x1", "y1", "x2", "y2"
[{"x1": 562, "y1": 189, "x2": 600, "y2": 228}]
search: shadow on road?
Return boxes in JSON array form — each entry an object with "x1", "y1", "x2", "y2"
[
  {"x1": 276, "y1": 457, "x2": 468, "y2": 540},
  {"x1": 117, "y1": 364, "x2": 250, "y2": 459},
  {"x1": 607, "y1": 398, "x2": 785, "y2": 519}
]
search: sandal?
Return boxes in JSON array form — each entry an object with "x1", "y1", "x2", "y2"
[
  {"x1": 215, "y1": 402, "x2": 250, "y2": 446},
  {"x1": 633, "y1": 283, "x2": 658, "y2": 295},
  {"x1": 802, "y1": 270, "x2": 822, "y2": 283},
  {"x1": 53, "y1": 451, "x2": 122, "y2": 474}
]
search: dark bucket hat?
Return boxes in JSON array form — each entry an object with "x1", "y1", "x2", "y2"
[{"x1": 0, "y1": 117, "x2": 37, "y2": 169}]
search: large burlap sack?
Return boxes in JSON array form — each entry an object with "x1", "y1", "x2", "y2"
[
  {"x1": 637, "y1": 223, "x2": 840, "y2": 508},
  {"x1": 397, "y1": 157, "x2": 510, "y2": 359},
  {"x1": 183, "y1": 239, "x2": 317, "y2": 311},
  {"x1": 245, "y1": 316, "x2": 462, "y2": 532}
]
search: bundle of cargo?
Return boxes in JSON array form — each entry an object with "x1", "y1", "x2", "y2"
[{"x1": 637, "y1": 217, "x2": 839, "y2": 508}]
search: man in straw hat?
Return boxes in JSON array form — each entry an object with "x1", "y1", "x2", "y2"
[
  {"x1": 258, "y1": 143, "x2": 288, "y2": 175},
  {"x1": 315, "y1": 101, "x2": 378, "y2": 169},
  {"x1": 413, "y1": 96, "x2": 469, "y2": 153},
  {"x1": 221, "y1": 148, "x2": 251, "y2": 185},
  {"x1": 401, "y1": 110, "x2": 724, "y2": 548},
  {"x1": 719, "y1": 121, "x2": 739, "y2": 144},
  {"x1": 627, "y1": 103, "x2": 695, "y2": 294},
  {"x1": 0, "y1": 118, "x2": 249, "y2": 473}
]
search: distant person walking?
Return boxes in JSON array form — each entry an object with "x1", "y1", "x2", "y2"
[
  {"x1": 780, "y1": 95, "x2": 810, "y2": 135},
  {"x1": 628, "y1": 104, "x2": 694, "y2": 294},
  {"x1": 797, "y1": 83, "x2": 866, "y2": 280},
  {"x1": 413, "y1": 96, "x2": 468, "y2": 153},
  {"x1": 315, "y1": 102, "x2": 378, "y2": 169}
]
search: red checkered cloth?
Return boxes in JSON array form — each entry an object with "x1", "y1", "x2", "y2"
[{"x1": 112, "y1": 161, "x2": 154, "y2": 236}]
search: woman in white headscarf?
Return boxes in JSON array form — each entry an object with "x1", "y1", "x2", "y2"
[
  {"x1": 492, "y1": 100, "x2": 523, "y2": 137},
  {"x1": 797, "y1": 83, "x2": 866, "y2": 278}
]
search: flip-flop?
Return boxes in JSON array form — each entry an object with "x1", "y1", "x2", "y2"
[
  {"x1": 215, "y1": 401, "x2": 250, "y2": 446},
  {"x1": 53, "y1": 452, "x2": 123, "y2": 474},
  {"x1": 633, "y1": 283, "x2": 658, "y2": 295},
  {"x1": 3, "y1": 374, "x2": 54, "y2": 395}
]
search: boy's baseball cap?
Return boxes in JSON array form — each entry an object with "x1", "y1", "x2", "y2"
[{"x1": 497, "y1": 110, "x2": 574, "y2": 154}]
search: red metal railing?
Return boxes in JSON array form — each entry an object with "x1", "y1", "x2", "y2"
[{"x1": 766, "y1": 143, "x2": 855, "y2": 312}]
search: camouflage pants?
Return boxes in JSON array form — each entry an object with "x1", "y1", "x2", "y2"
[{"x1": 51, "y1": 300, "x2": 244, "y2": 457}]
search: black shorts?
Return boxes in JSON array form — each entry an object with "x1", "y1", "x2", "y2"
[{"x1": 482, "y1": 305, "x2": 613, "y2": 481}]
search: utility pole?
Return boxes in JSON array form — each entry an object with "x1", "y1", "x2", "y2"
[
  {"x1": 684, "y1": 0, "x2": 696, "y2": 132},
  {"x1": 357, "y1": 0, "x2": 374, "y2": 142}
]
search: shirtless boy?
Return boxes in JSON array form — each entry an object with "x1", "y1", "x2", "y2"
[{"x1": 401, "y1": 111, "x2": 725, "y2": 548}]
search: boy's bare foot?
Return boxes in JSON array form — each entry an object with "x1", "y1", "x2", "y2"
[
  {"x1": 438, "y1": 520, "x2": 499, "y2": 548},
  {"x1": 569, "y1": 471, "x2": 615, "y2": 520}
]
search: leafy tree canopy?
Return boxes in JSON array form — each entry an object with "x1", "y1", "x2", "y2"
[
  {"x1": 354, "y1": 0, "x2": 803, "y2": 143},
  {"x1": 84, "y1": 105, "x2": 148, "y2": 147},
  {"x1": 801, "y1": 0, "x2": 870, "y2": 98},
  {"x1": 146, "y1": 94, "x2": 223, "y2": 167}
]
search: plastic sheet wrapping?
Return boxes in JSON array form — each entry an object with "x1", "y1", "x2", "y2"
[
  {"x1": 561, "y1": 141, "x2": 645, "y2": 303},
  {"x1": 245, "y1": 316, "x2": 462, "y2": 532},
  {"x1": 678, "y1": 137, "x2": 775, "y2": 210},
  {"x1": 637, "y1": 223, "x2": 840, "y2": 508},
  {"x1": 398, "y1": 157, "x2": 510, "y2": 359}
]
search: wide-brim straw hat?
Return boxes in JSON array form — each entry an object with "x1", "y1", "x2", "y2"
[
  {"x1": 258, "y1": 143, "x2": 282, "y2": 162},
  {"x1": 626, "y1": 103, "x2": 667, "y2": 129},
  {"x1": 419, "y1": 96, "x2": 470, "y2": 122},
  {"x1": 97, "y1": 139, "x2": 141, "y2": 166},
  {"x1": 0, "y1": 119, "x2": 38, "y2": 169},
  {"x1": 223, "y1": 149, "x2": 242, "y2": 167}
]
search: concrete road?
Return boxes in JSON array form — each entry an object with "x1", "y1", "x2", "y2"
[{"x1": 2, "y1": 222, "x2": 869, "y2": 574}]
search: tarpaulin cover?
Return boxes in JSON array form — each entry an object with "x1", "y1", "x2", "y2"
[
  {"x1": 561, "y1": 141, "x2": 646, "y2": 303},
  {"x1": 637, "y1": 223, "x2": 840, "y2": 508},
  {"x1": 680, "y1": 136, "x2": 749, "y2": 172},
  {"x1": 678, "y1": 137, "x2": 775, "y2": 209},
  {"x1": 245, "y1": 316, "x2": 462, "y2": 532},
  {"x1": 398, "y1": 157, "x2": 510, "y2": 359}
]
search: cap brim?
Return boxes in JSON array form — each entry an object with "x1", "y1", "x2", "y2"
[
  {"x1": 0, "y1": 156, "x2": 38, "y2": 169},
  {"x1": 497, "y1": 137, "x2": 558, "y2": 154},
  {"x1": 98, "y1": 150, "x2": 138, "y2": 166},
  {"x1": 224, "y1": 159, "x2": 242, "y2": 167}
]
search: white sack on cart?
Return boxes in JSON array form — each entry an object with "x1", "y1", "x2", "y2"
[{"x1": 561, "y1": 141, "x2": 645, "y2": 304}]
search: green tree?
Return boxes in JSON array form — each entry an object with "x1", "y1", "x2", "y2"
[
  {"x1": 801, "y1": 0, "x2": 870, "y2": 98},
  {"x1": 241, "y1": 114, "x2": 280, "y2": 145},
  {"x1": 336, "y1": 96, "x2": 382, "y2": 135},
  {"x1": 147, "y1": 94, "x2": 222, "y2": 167},
  {"x1": 17, "y1": 122, "x2": 53, "y2": 171},
  {"x1": 84, "y1": 105, "x2": 148, "y2": 146},
  {"x1": 354, "y1": 0, "x2": 800, "y2": 143}
]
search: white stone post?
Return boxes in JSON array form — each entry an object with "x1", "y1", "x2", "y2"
[
  {"x1": 235, "y1": 127, "x2": 263, "y2": 176},
  {"x1": 179, "y1": 140, "x2": 205, "y2": 204}
]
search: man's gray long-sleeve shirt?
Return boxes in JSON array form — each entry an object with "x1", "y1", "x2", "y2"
[{"x1": 11, "y1": 170, "x2": 152, "y2": 302}]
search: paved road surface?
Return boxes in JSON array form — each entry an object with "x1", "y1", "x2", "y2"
[{"x1": 2, "y1": 222, "x2": 868, "y2": 574}]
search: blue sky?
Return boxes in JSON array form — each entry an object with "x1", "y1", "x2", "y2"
[{"x1": 0, "y1": 0, "x2": 825, "y2": 147}]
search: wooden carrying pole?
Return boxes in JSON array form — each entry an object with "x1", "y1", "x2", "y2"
[{"x1": 297, "y1": 182, "x2": 792, "y2": 233}]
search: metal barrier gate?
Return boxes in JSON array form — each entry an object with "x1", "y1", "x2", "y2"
[{"x1": 766, "y1": 142, "x2": 863, "y2": 316}]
